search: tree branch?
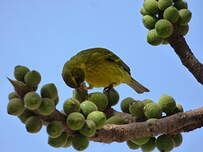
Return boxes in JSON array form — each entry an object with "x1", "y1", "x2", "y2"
[{"x1": 168, "y1": 26, "x2": 203, "y2": 85}]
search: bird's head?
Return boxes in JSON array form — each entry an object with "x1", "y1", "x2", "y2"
[{"x1": 62, "y1": 61, "x2": 85, "y2": 88}]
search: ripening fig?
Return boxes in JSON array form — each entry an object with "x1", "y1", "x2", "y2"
[
  {"x1": 105, "y1": 116, "x2": 127, "y2": 125},
  {"x1": 80, "y1": 100, "x2": 98, "y2": 116},
  {"x1": 14, "y1": 65, "x2": 30, "y2": 82},
  {"x1": 63, "y1": 98, "x2": 80, "y2": 115},
  {"x1": 158, "y1": 0, "x2": 173, "y2": 11},
  {"x1": 47, "y1": 121, "x2": 64, "y2": 138},
  {"x1": 142, "y1": 15, "x2": 158, "y2": 29},
  {"x1": 66, "y1": 112, "x2": 85, "y2": 130},
  {"x1": 88, "y1": 92, "x2": 108, "y2": 111},
  {"x1": 25, "y1": 116, "x2": 42, "y2": 133},
  {"x1": 174, "y1": 0, "x2": 188, "y2": 10},
  {"x1": 163, "y1": 6, "x2": 180, "y2": 23},
  {"x1": 104, "y1": 88, "x2": 120, "y2": 107},
  {"x1": 144, "y1": 103, "x2": 162, "y2": 119},
  {"x1": 40, "y1": 83, "x2": 59, "y2": 105},
  {"x1": 141, "y1": 137, "x2": 156, "y2": 152},
  {"x1": 155, "y1": 19, "x2": 174, "y2": 38},
  {"x1": 8, "y1": 92, "x2": 19, "y2": 100},
  {"x1": 24, "y1": 92, "x2": 41, "y2": 110},
  {"x1": 143, "y1": 0, "x2": 159, "y2": 15},
  {"x1": 127, "y1": 140, "x2": 140, "y2": 150},
  {"x1": 158, "y1": 94, "x2": 176, "y2": 114},
  {"x1": 171, "y1": 133, "x2": 183, "y2": 147},
  {"x1": 72, "y1": 134, "x2": 89, "y2": 151},
  {"x1": 38, "y1": 98, "x2": 55, "y2": 116},
  {"x1": 156, "y1": 134, "x2": 174, "y2": 151},
  {"x1": 24, "y1": 70, "x2": 41, "y2": 87},
  {"x1": 147, "y1": 29, "x2": 163, "y2": 46},
  {"x1": 48, "y1": 132, "x2": 68, "y2": 148},
  {"x1": 178, "y1": 9, "x2": 192, "y2": 25},
  {"x1": 87, "y1": 111, "x2": 106, "y2": 129},
  {"x1": 79, "y1": 120, "x2": 96, "y2": 137},
  {"x1": 129, "y1": 101, "x2": 145, "y2": 118},
  {"x1": 178, "y1": 24, "x2": 189, "y2": 36},
  {"x1": 7, "y1": 98, "x2": 25, "y2": 116},
  {"x1": 120, "y1": 97, "x2": 134, "y2": 113},
  {"x1": 131, "y1": 137, "x2": 150, "y2": 146}
]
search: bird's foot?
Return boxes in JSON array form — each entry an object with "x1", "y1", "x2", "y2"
[{"x1": 103, "y1": 82, "x2": 116, "y2": 93}]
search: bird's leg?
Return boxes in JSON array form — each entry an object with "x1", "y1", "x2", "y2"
[
  {"x1": 79, "y1": 82, "x2": 93, "y2": 90},
  {"x1": 103, "y1": 82, "x2": 116, "y2": 93}
]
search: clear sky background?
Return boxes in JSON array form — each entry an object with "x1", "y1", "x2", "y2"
[{"x1": 0, "y1": 0, "x2": 202, "y2": 152}]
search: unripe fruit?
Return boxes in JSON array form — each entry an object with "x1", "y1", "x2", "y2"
[
  {"x1": 121, "y1": 97, "x2": 134, "y2": 113},
  {"x1": 66, "y1": 112, "x2": 85, "y2": 130},
  {"x1": 24, "y1": 70, "x2": 41, "y2": 87},
  {"x1": 178, "y1": 9, "x2": 192, "y2": 25},
  {"x1": 127, "y1": 140, "x2": 140, "y2": 150},
  {"x1": 155, "y1": 19, "x2": 173, "y2": 38},
  {"x1": 141, "y1": 137, "x2": 156, "y2": 152},
  {"x1": 104, "y1": 88, "x2": 120, "y2": 107},
  {"x1": 79, "y1": 120, "x2": 96, "y2": 137},
  {"x1": 87, "y1": 111, "x2": 106, "y2": 129},
  {"x1": 18, "y1": 109, "x2": 34, "y2": 123},
  {"x1": 174, "y1": 0, "x2": 188, "y2": 10},
  {"x1": 63, "y1": 98, "x2": 80, "y2": 115},
  {"x1": 129, "y1": 101, "x2": 145, "y2": 118},
  {"x1": 142, "y1": 15, "x2": 157, "y2": 29},
  {"x1": 143, "y1": 0, "x2": 159, "y2": 15},
  {"x1": 158, "y1": 0, "x2": 173, "y2": 11},
  {"x1": 105, "y1": 116, "x2": 127, "y2": 125},
  {"x1": 24, "y1": 92, "x2": 41, "y2": 110},
  {"x1": 48, "y1": 132, "x2": 68, "y2": 147},
  {"x1": 171, "y1": 133, "x2": 183, "y2": 147},
  {"x1": 158, "y1": 94, "x2": 176, "y2": 114},
  {"x1": 176, "y1": 104, "x2": 184, "y2": 112},
  {"x1": 25, "y1": 116, "x2": 42, "y2": 133},
  {"x1": 147, "y1": 29, "x2": 163, "y2": 46},
  {"x1": 41, "y1": 83, "x2": 59, "y2": 105},
  {"x1": 38, "y1": 98, "x2": 55, "y2": 116},
  {"x1": 162, "y1": 39, "x2": 169, "y2": 45},
  {"x1": 80, "y1": 100, "x2": 98, "y2": 116},
  {"x1": 140, "y1": 8, "x2": 149, "y2": 16},
  {"x1": 7, "y1": 98, "x2": 25, "y2": 116},
  {"x1": 8, "y1": 92, "x2": 19, "y2": 100},
  {"x1": 144, "y1": 103, "x2": 162, "y2": 119},
  {"x1": 72, "y1": 134, "x2": 89, "y2": 151},
  {"x1": 163, "y1": 6, "x2": 179, "y2": 23},
  {"x1": 14, "y1": 65, "x2": 30, "y2": 82},
  {"x1": 142, "y1": 99, "x2": 153, "y2": 106},
  {"x1": 88, "y1": 92, "x2": 108, "y2": 111},
  {"x1": 131, "y1": 137, "x2": 150, "y2": 146},
  {"x1": 156, "y1": 135, "x2": 174, "y2": 151},
  {"x1": 72, "y1": 88, "x2": 88, "y2": 102},
  {"x1": 178, "y1": 24, "x2": 189, "y2": 36},
  {"x1": 63, "y1": 136, "x2": 72, "y2": 148},
  {"x1": 47, "y1": 121, "x2": 64, "y2": 138}
]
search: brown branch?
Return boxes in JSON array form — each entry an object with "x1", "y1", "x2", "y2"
[
  {"x1": 90, "y1": 107, "x2": 203, "y2": 143},
  {"x1": 168, "y1": 26, "x2": 203, "y2": 84}
]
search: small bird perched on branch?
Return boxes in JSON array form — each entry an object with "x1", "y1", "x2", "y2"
[{"x1": 62, "y1": 48, "x2": 149, "y2": 93}]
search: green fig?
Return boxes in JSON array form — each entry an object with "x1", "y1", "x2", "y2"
[
  {"x1": 105, "y1": 116, "x2": 127, "y2": 125},
  {"x1": 24, "y1": 92, "x2": 41, "y2": 110},
  {"x1": 24, "y1": 70, "x2": 41, "y2": 87},
  {"x1": 25, "y1": 116, "x2": 42, "y2": 133},
  {"x1": 7, "y1": 98, "x2": 25, "y2": 116},
  {"x1": 131, "y1": 137, "x2": 150, "y2": 146},
  {"x1": 156, "y1": 134, "x2": 174, "y2": 151},
  {"x1": 142, "y1": 99, "x2": 153, "y2": 106},
  {"x1": 155, "y1": 19, "x2": 174, "y2": 38},
  {"x1": 141, "y1": 137, "x2": 156, "y2": 152},
  {"x1": 163, "y1": 6, "x2": 180, "y2": 23},
  {"x1": 158, "y1": 94, "x2": 176, "y2": 114},
  {"x1": 48, "y1": 132, "x2": 68, "y2": 147},
  {"x1": 158, "y1": 0, "x2": 173, "y2": 11},
  {"x1": 8, "y1": 92, "x2": 19, "y2": 100},
  {"x1": 178, "y1": 24, "x2": 189, "y2": 36},
  {"x1": 18, "y1": 109, "x2": 34, "y2": 123},
  {"x1": 171, "y1": 133, "x2": 183, "y2": 147},
  {"x1": 63, "y1": 98, "x2": 80, "y2": 115},
  {"x1": 104, "y1": 88, "x2": 120, "y2": 107},
  {"x1": 38, "y1": 98, "x2": 55, "y2": 116},
  {"x1": 72, "y1": 134, "x2": 89, "y2": 151},
  {"x1": 80, "y1": 100, "x2": 98, "y2": 116},
  {"x1": 144, "y1": 103, "x2": 162, "y2": 119},
  {"x1": 147, "y1": 29, "x2": 163, "y2": 46},
  {"x1": 127, "y1": 140, "x2": 140, "y2": 150},
  {"x1": 174, "y1": 0, "x2": 188, "y2": 10},
  {"x1": 79, "y1": 120, "x2": 96, "y2": 137},
  {"x1": 178, "y1": 9, "x2": 192, "y2": 25},
  {"x1": 66, "y1": 112, "x2": 85, "y2": 130},
  {"x1": 120, "y1": 97, "x2": 134, "y2": 113},
  {"x1": 14, "y1": 65, "x2": 30, "y2": 82},
  {"x1": 140, "y1": 8, "x2": 150, "y2": 16},
  {"x1": 142, "y1": 15, "x2": 158, "y2": 29},
  {"x1": 47, "y1": 121, "x2": 64, "y2": 138},
  {"x1": 87, "y1": 111, "x2": 106, "y2": 129},
  {"x1": 63, "y1": 136, "x2": 72, "y2": 148},
  {"x1": 88, "y1": 92, "x2": 108, "y2": 111},
  {"x1": 129, "y1": 101, "x2": 145, "y2": 118},
  {"x1": 143, "y1": 0, "x2": 159, "y2": 15}
]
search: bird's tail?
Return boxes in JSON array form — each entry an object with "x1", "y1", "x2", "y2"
[{"x1": 126, "y1": 78, "x2": 150, "y2": 94}]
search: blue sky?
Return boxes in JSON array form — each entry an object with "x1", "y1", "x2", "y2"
[{"x1": 0, "y1": 0, "x2": 202, "y2": 152}]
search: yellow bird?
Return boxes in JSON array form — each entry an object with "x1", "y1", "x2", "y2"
[{"x1": 62, "y1": 48, "x2": 149, "y2": 93}]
